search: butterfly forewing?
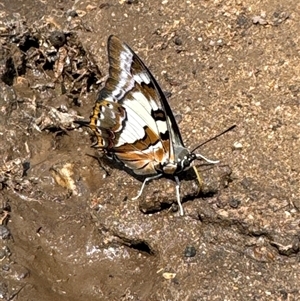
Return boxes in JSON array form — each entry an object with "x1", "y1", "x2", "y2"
[{"x1": 90, "y1": 35, "x2": 187, "y2": 175}]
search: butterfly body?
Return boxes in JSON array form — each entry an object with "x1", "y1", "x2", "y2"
[{"x1": 89, "y1": 35, "x2": 217, "y2": 215}]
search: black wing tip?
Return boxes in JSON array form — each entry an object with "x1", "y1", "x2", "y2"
[
  {"x1": 108, "y1": 34, "x2": 117, "y2": 40},
  {"x1": 108, "y1": 35, "x2": 121, "y2": 45}
]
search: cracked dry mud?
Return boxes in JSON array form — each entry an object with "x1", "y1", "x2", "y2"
[{"x1": 0, "y1": 0, "x2": 299, "y2": 300}]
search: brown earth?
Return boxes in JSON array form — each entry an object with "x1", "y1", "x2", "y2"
[{"x1": 0, "y1": 0, "x2": 299, "y2": 300}]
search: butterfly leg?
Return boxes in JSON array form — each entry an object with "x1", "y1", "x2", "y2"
[
  {"x1": 132, "y1": 174, "x2": 162, "y2": 200},
  {"x1": 174, "y1": 176, "x2": 184, "y2": 216}
]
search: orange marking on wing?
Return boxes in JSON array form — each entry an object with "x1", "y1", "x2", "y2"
[
  {"x1": 89, "y1": 100, "x2": 126, "y2": 149},
  {"x1": 114, "y1": 129, "x2": 170, "y2": 175},
  {"x1": 89, "y1": 102, "x2": 101, "y2": 129},
  {"x1": 115, "y1": 127, "x2": 168, "y2": 153},
  {"x1": 115, "y1": 151, "x2": 160, "y2": 175}
]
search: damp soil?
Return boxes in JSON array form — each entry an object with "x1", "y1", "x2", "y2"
[{"x1": 0, "y1": 0, "x2": 300, "y2": 300}]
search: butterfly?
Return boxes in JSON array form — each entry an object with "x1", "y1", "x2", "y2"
[{"x1": 89, "y1": 35, "x2": 219, "y2": 215}]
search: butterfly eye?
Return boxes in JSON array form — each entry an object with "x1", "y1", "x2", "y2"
[{"x1": 183, "y1": 159, "x2": 190, "y2": 167}]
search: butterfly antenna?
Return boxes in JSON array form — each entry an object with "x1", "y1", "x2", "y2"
[{"x1": 191, "y1": 125, "x2": 236, "y2": 153}]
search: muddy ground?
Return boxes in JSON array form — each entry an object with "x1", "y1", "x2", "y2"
[{"x1": 0, "y1": 0, "x2": 299, "y2": 300}]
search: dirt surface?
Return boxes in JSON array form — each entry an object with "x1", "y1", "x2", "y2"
[{"x1": 0, "y1": 0, "x2": 299, "y2": 300}]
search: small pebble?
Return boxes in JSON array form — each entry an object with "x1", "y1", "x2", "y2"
[
  {"x1": 184, "y1": 245, "x2": 197, "y2": 258},
  {"x1": 229, "y1": 198, "x2": 241, "y2": 208},
  {"x1": 174, "y1": 36, "x2": 182, "y2": 46},
  {"x1": 162, "y1": 272, "x2": 176, "y2": 280},
  {"x1": 233, "y1": 141, "x2": 243, "y2": 150},
  {"x1": 216, "y1": 39, "x2": 223, "y2": 46},
  {"x1": 252, "y1": 15, "x2": 267, "y2": 25},
  {"x1": 48, "y1": 31, "x2": 66, "y2": 48},
  {"x1": 66, "y1": 9, "x2": 78, "y2": 17}
]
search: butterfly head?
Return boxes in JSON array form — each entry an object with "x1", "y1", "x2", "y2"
[
  {"x1": 162, "y1": 148, "x2": 219, "y2": 176},
  {"x1": 161, "y1": 145, "x2": 197, "y2": 175},
  {"x1": 175, "y1": 152, "x2": 198, "y2": 174}
]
